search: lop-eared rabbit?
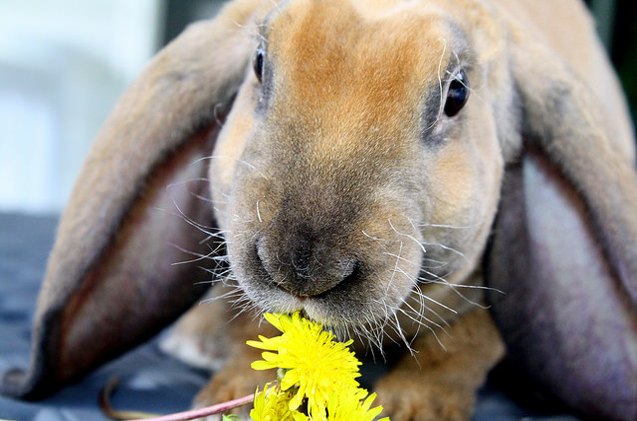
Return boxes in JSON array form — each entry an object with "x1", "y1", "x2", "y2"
[{"x1": 2, "y1": 0, "x2": 636, "y2": 419}]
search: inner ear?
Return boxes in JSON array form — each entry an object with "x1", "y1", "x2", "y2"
[
  {"x1": 58, "y1": 122, "x2": 223, "y2": 371},
  {"x1": 487, "y1": 149, "x2": 637, "y2": 419},
  {"x1": 1, "y1": 118, "x2": 229, "y2": 400}
]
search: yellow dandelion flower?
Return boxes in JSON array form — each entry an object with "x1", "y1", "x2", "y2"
[
  {"x1": 250, "y1": 382, "x2": 307, "y2": 421},
  {"x1": 247, "y1": 312, "x2": 363, "y2": 419},
  {"x1": 325, "y1": 387, "x2": 389, "y2": 421}
]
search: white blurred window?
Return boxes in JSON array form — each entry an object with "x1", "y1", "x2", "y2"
[{"x1": 0, "y1": 1, "x2": 163, "y2": 214}]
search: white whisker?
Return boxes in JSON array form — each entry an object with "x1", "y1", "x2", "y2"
[
  {"x1": 256, "y1": 200, "x2": 263, "y2": 223},
  {"x1": 388, "y1": 219, "x2": 427, "y2": 255}
]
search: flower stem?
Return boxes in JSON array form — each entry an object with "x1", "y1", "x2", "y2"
[{"x1": 130, "y1": 394, "x2": 254, "y2": 421}]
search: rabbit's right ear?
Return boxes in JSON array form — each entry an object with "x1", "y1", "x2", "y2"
[
  {"x1": 1, "y1": 0, "x2": 265, "y2": 400},
  {"x1": 487, "y1": 32, "x2": 637, "y2": 418}
]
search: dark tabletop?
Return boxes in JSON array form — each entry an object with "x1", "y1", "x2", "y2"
[{"x1": 0, "y1": 212, "x2": 580, "y2": 421}]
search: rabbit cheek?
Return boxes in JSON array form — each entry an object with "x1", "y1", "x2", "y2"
[
  {"x1": 208, "y1": 84, "x2": 259, "y2": 231},
  {"x1": 417, "y1": 125, "x2": 503, "y2": 293}
]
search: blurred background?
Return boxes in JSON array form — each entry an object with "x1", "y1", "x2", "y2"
[{"x1": 0, "y1": 0, "x2": 635, "y2": 215}]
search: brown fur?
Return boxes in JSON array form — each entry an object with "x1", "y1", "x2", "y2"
[{"x1": 3, "y1": 0, "x2": 636, "y2": 420}]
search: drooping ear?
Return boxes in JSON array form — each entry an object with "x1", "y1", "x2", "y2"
[
  {"x1": 1, "y1": 0, "x2": 263, "y2": 400},
  {"x1": 487, "y1": 37, "x2": 637, "y2": 419}
]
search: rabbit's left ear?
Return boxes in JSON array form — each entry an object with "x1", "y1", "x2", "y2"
[
  {"x1": 0, "y1": 0, "x2": 263, "y2": 400},
  {"x1": 487, "y1": 37, "x2": 637, "y2": 418}
]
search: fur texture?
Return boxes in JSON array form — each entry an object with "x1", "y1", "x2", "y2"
[{"x1": 2, "y1": 1, "x2": 636, "y2": 420}]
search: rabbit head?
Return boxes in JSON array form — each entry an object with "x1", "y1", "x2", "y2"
[{"x1": 211, "y1": 0, "x2": 509, "y2": 332}]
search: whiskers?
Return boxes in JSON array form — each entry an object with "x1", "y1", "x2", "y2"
[
  {"x1": 188, "y1": 154, "x2": 271, "y2": 182},
  {"x1": 200, "y1": 279, "x2": 264, "y2": 324},
  {"x1": 160, "y1": 157, "x2": 503, "y2": 363},
  {"x1": 349, "y1": 217, "x2": 505, "y2": 357}
]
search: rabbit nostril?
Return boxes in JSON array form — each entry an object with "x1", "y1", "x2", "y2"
[
  {"x1": 255, "y1": 240, "x2": 265, "y2": 265},
  {"x1": 339, "y1": 259, "x2": 358, "y2": 281},
  {"x1": 253, "y1": 238, "x2": 274, "y2": 280},
  {"x1": 340, "y1": 259, "x2": 362, "y2": 285}
]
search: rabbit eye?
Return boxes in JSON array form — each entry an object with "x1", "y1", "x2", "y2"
[
  {"x1": 444, "y1": 69, "x2": 469, "y2": 117},
  {"x1": 253, "y1": 46, "x2": 265, "y2": 83}
]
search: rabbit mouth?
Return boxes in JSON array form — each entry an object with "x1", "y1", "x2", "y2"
[{"x1": 229, "y1": 229, "x2": 423, "y2": 331}]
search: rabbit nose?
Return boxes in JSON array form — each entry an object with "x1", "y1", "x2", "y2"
[{"x1": 254, "y1": 234, "x2": 360, "y2": 297}]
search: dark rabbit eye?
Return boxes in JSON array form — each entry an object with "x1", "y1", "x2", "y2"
[
  {"x1": 444, "y1": 69, "x2": 469, "y2": 117},
  {"x1": 254, "y1": 46, "x2": 265, "y2": 83}
]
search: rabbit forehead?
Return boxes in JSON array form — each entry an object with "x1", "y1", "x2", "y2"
[{"x1": 263, "y1": 0, "x2": 460, "y2": 119}]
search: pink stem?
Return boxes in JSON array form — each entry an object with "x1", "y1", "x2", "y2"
[{"x1": 131, "y1": 394, "x2": 255, "y2": 421}]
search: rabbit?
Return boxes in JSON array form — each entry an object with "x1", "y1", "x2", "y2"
[{"x1": 2, "y1": 0, "x2": 636, "y2": 420}]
